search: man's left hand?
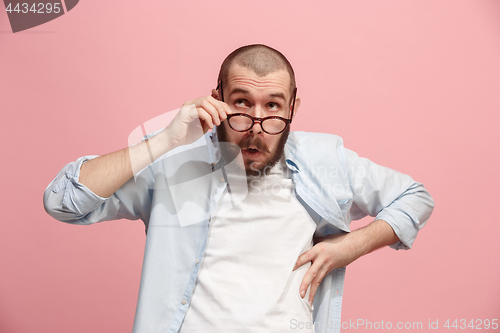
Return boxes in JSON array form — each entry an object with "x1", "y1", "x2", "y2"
[
  {"x1": 292, "y1": 219, "x2": 400, "y2": 306},
  {"x1": 292, "y1": 232, "x2": 359, "y2": 306}
]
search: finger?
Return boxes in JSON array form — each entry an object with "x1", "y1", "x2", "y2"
[
  {"x1": 293, "y1": 247, "x2": 316, "y2": 271},
  {"x1": 308, "y1": 265, "x2": 329, "y2": 305},
  {"x1": 208, "y1": 95, "x2": 231, "y2": 115},
  {"x1": 298, "y1": 258, "x2": 324, "y2": 298},
  {"x1": 207, "y1": 95, "x2": 230, "y2": 120},
  {"x1": 204, "y1": 96, "x2": 229, "y2": 124},
  {"x1": 199, "y1": 99, "x2": 222, "y2": 126},
  {"x1": 196, "y1": 107, "x2": 214, "y2": 131}
]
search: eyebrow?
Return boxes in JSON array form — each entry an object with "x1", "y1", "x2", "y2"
[{"x1": 228, "y1": 88, "x2": 286, "y2": 101}]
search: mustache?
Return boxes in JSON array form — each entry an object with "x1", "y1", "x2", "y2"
[{"x1": 239, "y1": 135, "x2": 271, "y2": 154}]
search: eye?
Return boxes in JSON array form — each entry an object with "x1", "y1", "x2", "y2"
[
  {"x1": 267, "y1": 102, "x2": 280, "y2": 111},
  {"x1": 234, "y1": 98, "x2": 248, "y2": 108}
]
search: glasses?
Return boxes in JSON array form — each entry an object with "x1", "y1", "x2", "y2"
[
  {"x1": 216, "y1": 80, "x2": 297, "y2": 135},
  {"x1": 226, "y1": 113, "x2": 291, "y2": 135}
]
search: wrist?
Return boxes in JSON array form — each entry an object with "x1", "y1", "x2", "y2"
[
  {"x1": 344, "y1": 231, "x2": 371, "y2": 262},
  {"x1": 150, "y1": 129, "x2": 176, "y2": 157}
]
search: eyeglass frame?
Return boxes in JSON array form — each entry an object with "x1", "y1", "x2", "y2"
[{"x1": 216, "y1": 80, "x2": 297, "y2": 135}]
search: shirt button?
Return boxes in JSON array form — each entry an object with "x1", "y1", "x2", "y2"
[
  {"x1": 181, "y1": 299, "x2": 187, "y2": 305},
  {"x1": 196, "y1": 259, "x2": 200, "y2": 264},
  {"x1": 219, "y1": 176, "x2": 225, "y2": 183}
]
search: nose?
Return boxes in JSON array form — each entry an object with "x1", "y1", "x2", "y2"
[
  {"x1": 250, "y1": 121, "x2": 263, "y2": 134},
  {"x1": 249, "y1": 104, "x2": 264, "y2": 134}
]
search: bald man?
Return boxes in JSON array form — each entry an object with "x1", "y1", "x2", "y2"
[{"x1": 44, "y1": 44, "x2": 434, "y2": 333}]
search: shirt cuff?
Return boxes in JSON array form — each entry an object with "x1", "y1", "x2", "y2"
[
  {"x1": 53, "y1": 156, "x2": 108, "y2": 220},
  {"x1": 375, "y1": 203, "x2": 421, "y2": 250}
]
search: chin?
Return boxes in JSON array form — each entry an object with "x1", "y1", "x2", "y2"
[{"x1": 245, "y1": 158, "x2": 275, "y2": 177}]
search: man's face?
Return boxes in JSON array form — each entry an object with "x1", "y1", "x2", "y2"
[{"x1": 216, "y1": 64, "x2": 294, "y2": 177}]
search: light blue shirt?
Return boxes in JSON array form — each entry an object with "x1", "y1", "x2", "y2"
[{"x1": 43, "y1": 130, "x2": 434, "y2": 333}]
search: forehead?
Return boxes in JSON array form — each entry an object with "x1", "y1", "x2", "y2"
[{"x1": 225, "y1": 64, "x2": 291, "y2": 98}]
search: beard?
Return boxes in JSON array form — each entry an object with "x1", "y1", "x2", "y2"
[{"x1": 216, "y1": 123, "x2": 290, "y2": 178}]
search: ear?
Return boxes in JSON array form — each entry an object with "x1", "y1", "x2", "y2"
[
  {"x1": 291, "y1": 96, "x2": 301, "y2": 120},
  {"x1": 211, "y1": 88, "x2": 220, "y2": 101}
]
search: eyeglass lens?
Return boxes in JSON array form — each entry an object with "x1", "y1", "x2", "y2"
[{"x1": 229, "y1": 115, "x2": 287, "y2": 134}]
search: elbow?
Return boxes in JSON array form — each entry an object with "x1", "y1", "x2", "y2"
[
  {"x1": 43, "y1": 185, "x2": 60, "y2": 219},
  {"x1": 42, "y1": 184, "x2": 86, "y2": 225},
  {"x1": 420, "y1": 183, "x2": 435, "y2": 211},
  {"x1": 415, "y1": 183, "x2": 435, "y2": 228}
]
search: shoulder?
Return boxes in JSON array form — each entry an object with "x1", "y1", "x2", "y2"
[
  {"x1": 286, "y1": 131, "x2": 345, "y2": 153},
  {"x1": 285, "y1": 131, "x2": 349, "y2": 171}
]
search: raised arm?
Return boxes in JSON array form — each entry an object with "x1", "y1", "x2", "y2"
[
  {"x1": 80, "y1": 94, "x2": 230, "y2": 198},
  {"x1": 43, "y1": 94, "x2": 229, "y2": 224}
]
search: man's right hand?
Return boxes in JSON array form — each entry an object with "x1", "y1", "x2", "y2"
[{"x1": 164, "y1": 94, "x2": 230, "y2": 150}]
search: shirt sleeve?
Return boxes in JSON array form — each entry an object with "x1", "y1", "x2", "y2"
[
  {"x1": 43, "y1": 155, "x2": 153, "y2": 226},
  {"x1": 342, "y1": 147, "x2": 435, "y2": 250}
]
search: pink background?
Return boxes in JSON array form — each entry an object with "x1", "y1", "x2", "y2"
[{"x1": 1, "y1": 0, "x2": 499, "y2": 332}]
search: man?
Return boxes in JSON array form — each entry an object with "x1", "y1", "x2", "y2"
[{"x1": 43, "y1": 44, "x2": 434, "y2": 333}]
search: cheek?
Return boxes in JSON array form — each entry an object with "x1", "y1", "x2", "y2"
[
  {"x1": 266, "y1": 136, "x2": 281, "y2": 150},
  {"x1": 230, "y1": 129, "x2": 245, "y2": 142}
]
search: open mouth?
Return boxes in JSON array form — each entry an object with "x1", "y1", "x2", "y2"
[{"x1": 244, "y1": 147, "x2": 261, "y2": 157}]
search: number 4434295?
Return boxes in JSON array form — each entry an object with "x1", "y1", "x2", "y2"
[
  {"x1": 444, "y1": 319, "x2": 498, "y2": 330},
  {"x1": 5, "y1": 3, "x2": 61, "y2": 14}
]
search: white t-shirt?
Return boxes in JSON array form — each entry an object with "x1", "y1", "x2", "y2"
[{"x1": 179, "y1": 157, "x2": 317, "y2": 333}]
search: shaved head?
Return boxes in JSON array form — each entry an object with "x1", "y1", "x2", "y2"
[{"x1": 217, "y1": 44, "x2": 296, "y2": 96}]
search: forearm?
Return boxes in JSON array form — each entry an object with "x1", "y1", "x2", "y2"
[
  {"x1": 79, "y1": 129, "x2": 173, "y2": 198},
  {"x1": 346, "y1": 219, "x2": 400, "y2": 260}
]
